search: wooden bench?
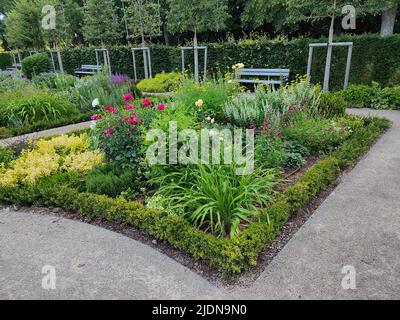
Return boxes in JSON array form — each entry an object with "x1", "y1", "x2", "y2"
[
  {"x1": 235, "y1": 68, "x2": 290, "y2": 87},
  {"x1": 74, "y1": 64, "x2": 103, "y2": 76}
]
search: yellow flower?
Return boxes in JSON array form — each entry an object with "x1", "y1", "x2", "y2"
[{"x1": 195, "y1": 99, "x2": 204, "y2": 108}]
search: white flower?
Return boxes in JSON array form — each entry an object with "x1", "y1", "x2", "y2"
[
  {"x1": 237, "y1": 63, "x2": 245, "y2": 69},
  {"x1": 92, "y1": 98, "x2": 100, "y2": 108},
  {"x1": 206, "y1": 116, "x2": 212, "y2": 121},
  {"x1": 228, "y1": 79, "x2": 233, "y2": 84},
  {"x1": 195, "y1": 99, "x2": 204, "y2": 108},
  {"x1": 210, "y1": 118, "x2": 215, "y2": 124}
]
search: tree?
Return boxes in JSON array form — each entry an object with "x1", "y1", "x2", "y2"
[
  {"x1": 167, "y1": 0, "x2": 230, "y2": 83},
  {"x1": 5, "y1": 0, "x2": 45, "y2": 50},
  {"x1": 365, "y1": 0, "x2": 399, "y2": 37},
  {"x1": 82, "y1": 0, "x2": 120, "y2": 45}
]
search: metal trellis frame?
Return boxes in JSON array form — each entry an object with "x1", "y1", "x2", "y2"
[
  {"x1": 306, "y1": 42, "x2": 353, "y2": 91},
  {"x1": 131, "y1": 47, "x2": 152, "y2": 81},
  {"x1": 50, "y1": 49, "x2": 64, "y2": 73},
  {"x1": 181, "y1": 46, "x2": 208, "y2": 81},
  {"x1": 95, "y1": 48, "x2": 112, "y2": 75}
]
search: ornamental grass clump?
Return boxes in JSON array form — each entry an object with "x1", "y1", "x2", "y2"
[{"x1": 151, "y1": 164, "x2": 279, "y2": 238}]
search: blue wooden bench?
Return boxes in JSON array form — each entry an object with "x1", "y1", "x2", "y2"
[
  {"x1": 235, "y1": 68, "x2": 290, "y2": 86},
  {"x1": 74, "y1": 64, "x2": 102, "y2": 76}
]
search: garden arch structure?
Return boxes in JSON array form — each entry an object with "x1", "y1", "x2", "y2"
[
  {"x1": 306, "y1": 42, "x2": 353, "y2": 91},
  {"x1": 131, "y1": 47, "x2": 152, "y2": 81},
  {"x1": 181, "y1": 46, "x2": 208, "y2": 83}
]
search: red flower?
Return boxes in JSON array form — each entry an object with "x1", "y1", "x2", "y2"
[
  {"x1": 142, "y1": 98, "x2": 151, "y2": 107},
  {"x1": 124, "y1": 105, "x2": 135, "y2": 110},
  {"x1": 157, "y1": 104, "x2": 166, "y2": 111},
  {"x1": 328, "y1": 127, "x2": 334, "y2": 133},
  {"x1": 124, "y1": 92, "x2": 134, "y2": 103},
  {"x1": 91, "y1": 114, "x2": 102, "y2": 120},
  {"x1": 104, "y1": 106, "x2": 117, "y2": 114}
]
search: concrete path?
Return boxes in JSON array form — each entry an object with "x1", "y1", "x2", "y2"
[
  {"x1": 0, "y1": 121, "x2": 91, "y2": 147},
  {"x1": 0, "y1": 109, "x2": 399, "y2": 300}
]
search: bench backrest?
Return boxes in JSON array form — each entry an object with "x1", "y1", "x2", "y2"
[
  {"x1": 81, "y1": 65, "x2": 103, "y2": 71},
  {"x1": 239, "y1": 68, "x2": 290, "y2": 78}
]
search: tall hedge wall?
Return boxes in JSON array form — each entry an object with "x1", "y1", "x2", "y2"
[
  {"x1": 0, "y1": 52, "x2": 12, "y2": 70},
  {"x1": 2, "y1": 33, "x2": 400, "y2": 90}
]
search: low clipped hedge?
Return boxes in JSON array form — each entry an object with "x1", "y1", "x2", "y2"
[
  {"x1": 0, "y1": 117, "x2": 391, "y2": 274},
  {"x1": 21, "y1": 53, "x2": 52, "y2": 79}
]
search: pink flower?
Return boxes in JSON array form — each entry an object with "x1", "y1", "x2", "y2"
[
  {"x1": 328, "y1": 127, "x2": 334, "y2": 133},
  {"x1": 157, "y1": 104, "x2": 166, "y2": 111},
  {"x1": 91, "y1": 114, "x2": 102, "y2": 121},
  {"x1": 124, "y1": 105, "x2": 134, "y2": 110},
  {"x1": 104, "y1": 125, "x2": 115, "y2": 138},
  {"x1": 141, "y1": 98, "x2": 151, "y2": 107},
  {"x1": 124, "y1": 93, "x2": 134, "y2": 103},
  {"x1": 104, "y1": 106, "x2": 117, "y2": 114}
]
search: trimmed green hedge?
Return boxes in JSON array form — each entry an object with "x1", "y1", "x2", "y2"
[
  {"x1": 0, "y1": 53, "x2": 12, "y2": 70},
  {"x1": 0, "y1": 116, "x2": 390, "y2": 274},
  {"x1": 3, "y1": 33, "x2": 400, "y2": 90}
]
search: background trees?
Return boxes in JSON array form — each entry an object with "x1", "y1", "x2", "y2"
[
  {"x1": 167, "y1": 0, "x2": 230, "y2": 82},
  {"x1": 0, "y1": 0, "x2": 398, "y2": 50}
]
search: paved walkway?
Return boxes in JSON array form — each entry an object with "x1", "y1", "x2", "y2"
[
  {"x1": 0, "y1": 109, "x2": 399, "y2": 299},
  {"x1": 0, "y1": 121, "x2": 91, "y2": 147}
]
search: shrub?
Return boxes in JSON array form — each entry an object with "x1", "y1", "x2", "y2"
[
  {"x1": 32, "y1": 72, "x2": 77, "y2": 90},
  {"x1": 85, "y1": 162, "x2": 142, "y2": 198},
  {"x1": 21, "y1": 53, "x2": 51, "y2": 79},
  {"x1": 137, "y1": 72, "x2": 182, "y2": 93},
  {"x1": 283, "y1": 117, "x2": 352, "y2": 153},
  {"x1": 389, "y1": 67, "x2": 400, "y2": 87},
  {"x1": 341, "y1": 83, "x2": 400, "y2": 110},
  {"x1": 0, "y1": 91, "x2": 79, "y2": 128},
  {"x1": 151, "y1": 164, "x2": 279, "y2": 238},
  {"x1": 174, "y1": 77, "x2": 236, "y2": 122},
  {"x1": 318, "y1": 92, "x2": 347, "y2": 117},
  {"x1": 0, "y1": 70, "x2": 28, "y2": 93},
  {"x1": 0, "y1": 147, "x2": 14, "y2": 167}
]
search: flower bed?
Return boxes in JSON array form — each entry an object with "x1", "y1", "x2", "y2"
[{"x1": 0, "y1": 73, "x2": 392, "y2": 275}]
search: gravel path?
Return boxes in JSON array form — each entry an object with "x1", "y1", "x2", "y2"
[{"x1": 1, "y1": 109, "x2": 399, "y2": 300}]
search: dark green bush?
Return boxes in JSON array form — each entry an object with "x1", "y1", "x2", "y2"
[
  {"x1": 85, "y1": 162, "x2": 141, "y2": 198},
  {"x1": 0, "y1": 53, "x2": 12, "y2": 69},
  {"x1": 21, "y1": 53, "x2": 51, "y2": 79}
]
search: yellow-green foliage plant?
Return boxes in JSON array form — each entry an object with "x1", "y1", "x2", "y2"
[
  {"x1": 137, "y1": 72, "x2": 182, "y2": 93},
  {"x1": 0, "y1": 134, "x2": 103, "y2": 187}
]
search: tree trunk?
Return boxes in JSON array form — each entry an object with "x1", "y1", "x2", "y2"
[
  {"x1": 142, "y1": 33, "x2": 149, "y2": 79},
  {"x1": 323, "y1": 0, "x2": 336, "y2": 92},
  {"x1": 163, "y1": 22, "x2": 170, "y2": 46},
  {"x1": 381, "y1": 3, "x2": 398, "y2": 37},
  {"x1": 193, "y1": 28, "x2": 199, "y2": 84}
]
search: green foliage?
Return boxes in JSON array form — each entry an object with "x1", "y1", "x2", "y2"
[
  {"x1": 32, "y1": 72, "x2": 77, "y2": 90},
  {"x1": 341, "y1": 83, "x2": 400, "y2": 110},
  {"x1": 0, "y1": 52, "x2": 11, "y2": 69},
  {"x1": 174, "y1": 77, "x2": 235, "y2": 121},
  {"x1": 85, "y1": 162, "x2": 142, "y2": 199},
  {"x1": 137, "y1": 71, "x2": 182, "y2": 92},
  {"x1": 389, "y1": 67, "x2": 400, "y2": 87},
  {"x1": 82, "y1": 0, "x2": 120, "y2": 45},
  {"x1": 21, "y1": 53, "x2": 51, "y2": 79},
  {"x1": 0, "y1": 70, "x2": 28, "y2": 93},
  {"x1": 4, "y1": 0, "x2": 44, "y2": 49},
  {"x1": 123, "y1": 0, "x2": 161, "y2": 40},
  {"x1": 152, "y1": 164, "x2": 279, "y2": 238},
  {"x1": 283, "y1": 117, "x2": 352, "y2": 153},
  {"x1": 318, "y1": 91, "x2": 348, "y2": 117},
  {"x1": 0, "y1": 90, "x2": 79, "y2": 128},
  {"x1": 167, "y1": 0, "x2": 230, "y2": 34},
  {"x1": 0, "y1": 146, "x2": 14, "y2": 166}
]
